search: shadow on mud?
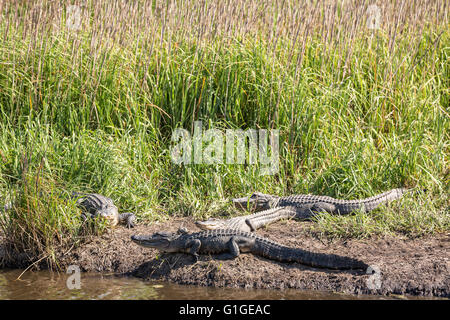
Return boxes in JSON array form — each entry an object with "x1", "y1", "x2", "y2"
[
  {"x1": 130, "y1": 253, "x2": 197, "y2": 280},
  {"x1": 130, "y1": 252, "x2": 366, "y2": 281}
]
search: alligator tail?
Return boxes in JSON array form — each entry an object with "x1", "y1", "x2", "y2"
[
  {"x1": 289, "y1": 248, "x2": 369, "y2": 270},
  {"x1": 361, "y1": 187, "x2": 408, "y2": 212},
  {"x1": 338, "y1": 187, "x2": 409, "y2": 214},
  {"x1": 255, "y1": 241, "x2": 368, "y2": 270}
]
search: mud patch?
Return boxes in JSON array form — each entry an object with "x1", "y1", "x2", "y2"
[{"x1": 3, "y1": 217, "x2": 449, "y2": 297}]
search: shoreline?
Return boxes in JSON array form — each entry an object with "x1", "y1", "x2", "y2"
[{"x1": 2, "y1": 217, "x2": 448, "y2": 298}]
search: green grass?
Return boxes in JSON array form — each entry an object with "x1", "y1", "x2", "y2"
[{"x1": 0, "y1": 1, "x2": 449, "y2": 265}]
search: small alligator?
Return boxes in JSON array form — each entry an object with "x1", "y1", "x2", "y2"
[
  {"x1": 1, "y1": 192, "x2": 136, "y2": 228},
  {"x1": 196, "y1": 188, "x2": 407, "y2": 232},
  {"x1": 72, "y1": 192, "x2": 136, "y2": 228},
  {"x1": 131, "y1": 228, "x2": 368, "y2": 270}
]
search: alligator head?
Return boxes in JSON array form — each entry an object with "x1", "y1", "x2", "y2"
[
  {"x1": 131, "y1": 228, "x2": 187, "y2": 252},
  {"x1": 232, "y1": 192, "x2": 278, "y2": 211},
  {"x1": 97, "y1": 205, "x2": 120, "y2": 227}
]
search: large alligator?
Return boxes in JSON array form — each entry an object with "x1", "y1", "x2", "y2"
[
  {"x1": 73, "y1": 192, "x2": 136, "y2": 228},
  {"x1": 131, "y1": 228, "x2": 368, "y2": 270},
  {"x1": 196, "y1": 188, "x2": 407, "y2": 232}
]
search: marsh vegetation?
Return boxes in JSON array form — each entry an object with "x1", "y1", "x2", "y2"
[{"x1": 0, "y1": 0, "x2": 448, "y2": 268}]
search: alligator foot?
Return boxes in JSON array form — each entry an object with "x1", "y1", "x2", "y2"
[
  {"x1": 191, "y1": 253, "x2": 199, "y2": 263},
  {"x1": 119, "y1": 212, "x2": 136, "y2": 228},
  {"x1": 244, "y1": 218, "x2": 257, "y2": 232}
]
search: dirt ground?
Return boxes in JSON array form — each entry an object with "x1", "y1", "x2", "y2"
[
  {"x1": 45, "y1": 217, "x2": 448, "y2": 298},
  {"x1": 1, "y1": 216, "x2": 449, "y2": 298}
]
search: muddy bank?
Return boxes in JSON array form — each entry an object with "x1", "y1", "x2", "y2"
[{"x1": 1, "y1": 217, "x2": 449, "y2": 297}]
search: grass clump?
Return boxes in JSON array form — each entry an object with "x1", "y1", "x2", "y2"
[{"x1": 0, "y1": 173, "x2": 86, "y2": 269}]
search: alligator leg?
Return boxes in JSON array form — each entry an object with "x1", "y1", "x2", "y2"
[
  {"x1": 186, "y1": 239, "x2": 202, "y2": 262},
  {"x1": 225, "y1": 237, "x2": 241, "y2": 259},
  {"x1": 310, "y1": 202, "x2": 337, "y2": 213},
  {"x1": 244, "y1": 218, "x2": 257, "y2": 232},
  {"x1": 294, "y1": 202, "x2": 338, "y2": 220},
  {"x1": 223, "y1": 236, "x2": 258, "y2": 259},
  {"x1": 119, "y1": 212, "x2": 136, "y2": 228}
]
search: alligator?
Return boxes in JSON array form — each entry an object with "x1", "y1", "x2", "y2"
[
  {"x1": 195, "y1": 206, "x2": 299, "y2": 233},
  {"x1": 72, "y1": 192, "x2": 136, "y2": 228},
  {"x1": 1, "y1": 192, "x2": 136, "y2": 228},
  {"x1": 196, "y1": 188, "x2": 407, "y2": 232},
  {"x1": 131, "y1": 228, "x2": 369, "y2": 270}
]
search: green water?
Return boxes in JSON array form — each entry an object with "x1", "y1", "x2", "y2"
[{"x1": 0, "y1": 269, "x2": 432, "y2": 300}]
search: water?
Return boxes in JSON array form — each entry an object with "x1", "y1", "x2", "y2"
[{"x1": 0, "y1": 269, "x2": 427, "y2": 300}]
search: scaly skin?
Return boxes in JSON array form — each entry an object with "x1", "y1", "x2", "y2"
[
  {"x1": 196, "y1": 188, "x2": 408, "y2": 232},
  {"x1": 195, "y1": 206, "x2": 298, "y2": 232},
  {"x1": 131, "y1": 228, "x2": 368, "y2": 270},
  {"x1": 72, "y1": 192, "x2": 136, "y2": 228}
]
